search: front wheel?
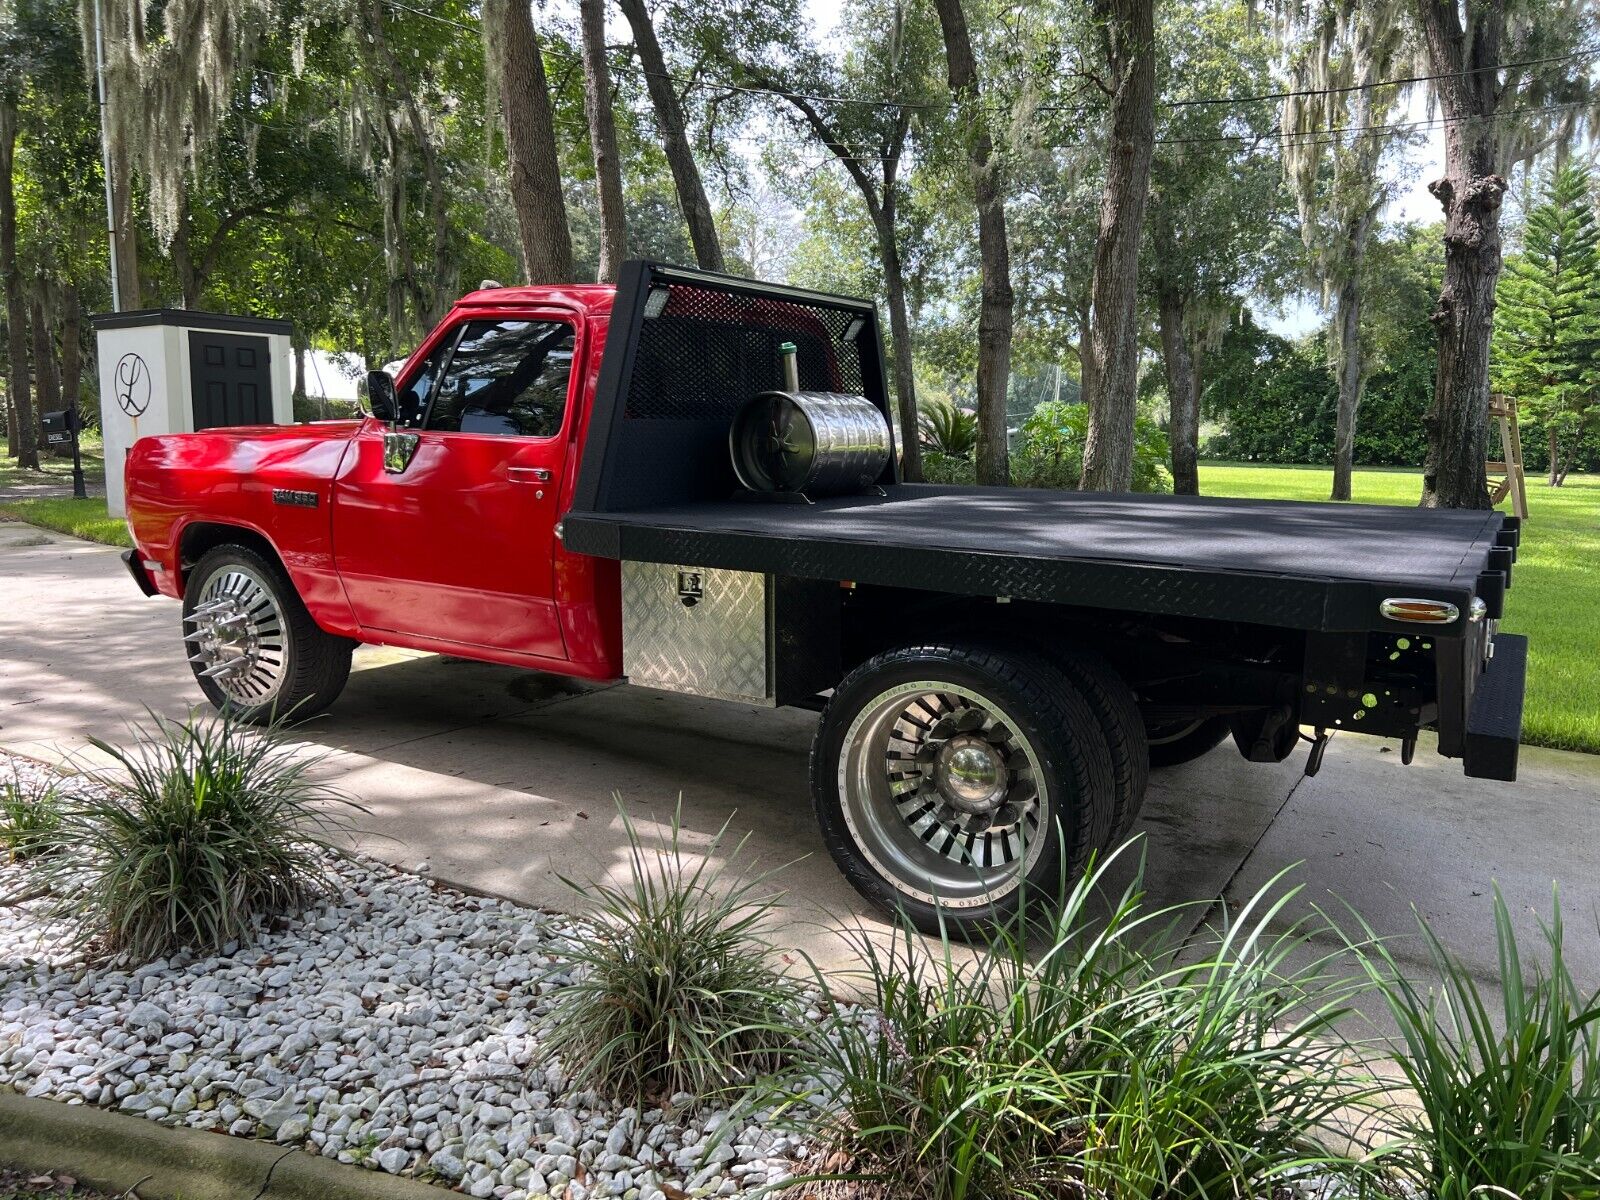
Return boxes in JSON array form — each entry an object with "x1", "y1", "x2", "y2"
[
  {"x1": 183, "y1": 544, "x2": 353, "y2": 724},
  {"x1": 810, "y1": 644, "x2": 1115, "y2": 937}
]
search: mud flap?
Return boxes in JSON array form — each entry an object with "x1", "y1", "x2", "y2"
[{"x1": 1463, "y1": 633, "x2": 1526, "y2": 782}]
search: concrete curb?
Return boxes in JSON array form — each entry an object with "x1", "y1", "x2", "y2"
[{"x1": 0, "y1": 1092, "x2": 449, "y2": 1200}]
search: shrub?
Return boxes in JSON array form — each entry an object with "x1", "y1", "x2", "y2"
[
  {"x1": 768, "y1": 845, "x2": 1366, "y2": 1200},
  {"x1": 913, "y1": 402, "x2": 1170, "y2": 491},
  {"x1": 543, "y1": 804, "x2": 799, "y2": 1106},
  {"x1": 919, "y1": 401, "x2": 978, "y2": 459},
  {"x1": 0, "y1": 772, "x2": 62, "y2": 860},
  {"x1": 1014, "y1": 401, "x2": 1172, "y2": 493},
  {"x1": 1351, "y1": 887, "x2": 1600, "y2": 1200},
  {"x1": 921, "y1": 451, "x2": 977, "y2": 485},
  {"x1": 32, "y1": 711, "x2": 354, "y2": 960}
]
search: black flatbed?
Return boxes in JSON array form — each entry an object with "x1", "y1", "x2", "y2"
[
  {"x1": 568, "y1": 262, "x2": 1510, "y2": 637},
  {"x1": 563, "y1": 483, "x2": 1509, "y2": 634}
]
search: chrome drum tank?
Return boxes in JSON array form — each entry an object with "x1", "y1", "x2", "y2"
[{"x1": 728, "y1": 389, "x2": 891, "y2": 497}]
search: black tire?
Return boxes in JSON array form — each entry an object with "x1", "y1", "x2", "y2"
[
  {"x1": 1145, "y1": 715, "x2": 1232, "y2": 768},
  {"x1": 810, "y1": 643, "x2": 1116, "y2": 938},
  {"x1": 183, "y1": 544, "x2": 353, "y2": 725},
  {"x1": 1047, "y1": 651, "x2": 1149, "y2": 848}
]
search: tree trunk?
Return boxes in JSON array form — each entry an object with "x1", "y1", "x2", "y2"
[
  {"x1": 1414, "y1": 0, "x2": 1502, "y2": 510},
  {"x1": 1081, "y1": 0, "x2": 1156, "y2": 493},
  {"x1": 1546, "y1": 426, "x2": 1560, "y2": 486},
  {"x1": 172, "y1": 189, "x2": 200, "y2": 308},
  {"x1": 0, "y1": 104, "x2": 38, "y2": 470},
  {"x1": 617, "y1": 0, "x2": 724, "y2": 272},
  {"x1": 61, "y1": 286, "x2": 81, "y2": 418},
  {"x1": 1554, "y1": 421, "x2": 1580, "y2": 485},
  {"x1": 932, "y1": 0, "x2": 1012, "y2": 486},
  {"x1": 30, "y1": 302, "x2": 58, "y2": 457},
  {"x1": 1331, "y1": 276, "x2": 1363, "y2": 501},
  {"x1": 1076, "y1": 303, "x2": 1098, "y2": 410},
  {"x1": 1157, "y1": 288, "x2": 1199, "y2": 496},
  {"x1": 109, "y1": 139, "x2": 141, "y2": 310},
  {"x1": 876, "y1": 203, "x2": 923, "y2": 482},
  {"x1": 580, "y1": 0, "x2": 627, "y2": 282},
  {"x1": 30, "y1": 298, "x2": 60, "y2": 454},
  {"x1": 491, "y1": 0, "x2": 574, "y2": 284},
  {"x1": 293, "y1": 335, "x2": 308, "y2": 415}
]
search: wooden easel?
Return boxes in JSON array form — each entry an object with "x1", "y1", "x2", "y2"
[{"x1": 1488, "y1": 393, "x2": 1529, "y2": 521}]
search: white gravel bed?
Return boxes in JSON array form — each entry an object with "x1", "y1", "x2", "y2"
[{"x1": 0, "y1": 755, "x2": 810, "y2": 1200}]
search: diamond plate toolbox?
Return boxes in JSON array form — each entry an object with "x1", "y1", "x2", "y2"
[
  {"x1": 621, "y1": 562, "x2": 841, "y2": 706},
  {"x1": 622, "y1": 563, "x2": 775, "y2": 705}
]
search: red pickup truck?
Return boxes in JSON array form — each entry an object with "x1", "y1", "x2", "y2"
[{"x1": 123, "y1": 262, "x2": 1527, "y2": 934}]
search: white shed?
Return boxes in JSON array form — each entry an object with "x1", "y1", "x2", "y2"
[{"x1": 91, "y1": 309, "x2": 294, "y2": 516}]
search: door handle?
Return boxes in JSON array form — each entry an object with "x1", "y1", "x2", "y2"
[{"x1": 509, "y1": 466, "x2": 551, "y2": 484}]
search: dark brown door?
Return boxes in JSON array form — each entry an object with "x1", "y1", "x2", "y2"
[{"x1": 189, "y1": 332, "x2": 272, "y2": 429}]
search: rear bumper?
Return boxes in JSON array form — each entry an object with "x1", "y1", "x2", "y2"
[
  {"x1": 121, "y1": 549, "x2": 158, "y2": 597},
  {"x1": 1463, "y1": 632, "x2": 1527, "y2": 781}
]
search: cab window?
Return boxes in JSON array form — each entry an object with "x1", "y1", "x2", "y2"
[
  {"x1": 394, "y1": 340, "x2": 452, "y2": 429},
  {"x1": 424, "y1": 319, "x2": 575, "y2": 438}
]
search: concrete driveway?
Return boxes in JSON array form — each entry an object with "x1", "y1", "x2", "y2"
[{"x1": 2, "y1": 518, "x2": 1597, "y2": 996}]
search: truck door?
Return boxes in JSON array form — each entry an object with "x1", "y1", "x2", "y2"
[{"x1": 332, "y1": 314, "x2": 579, "y2": 660}]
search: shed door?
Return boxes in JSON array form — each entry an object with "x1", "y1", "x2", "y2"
[{"x1": 189, "y1": 331, "x2": 272, "y2": 429}]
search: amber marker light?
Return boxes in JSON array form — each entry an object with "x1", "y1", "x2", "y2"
[{"x1": 1379, "y1": 597, "x2": 1462, "y2": 624}]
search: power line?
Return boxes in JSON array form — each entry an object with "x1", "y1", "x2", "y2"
[
  {"x1": 733, "y1": 96, "x2": 1596, "y2": 167},
  {"x1": 1165, "y1": 47, "x2": 1600, "y2": 109},
  {"x1": 1164, "y1": 96, "x2": 1597, "y2": 147}
]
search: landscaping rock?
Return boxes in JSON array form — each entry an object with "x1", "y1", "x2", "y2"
[{"x1": 0, "y1": 753, "x2": 806, "y2": 1199}]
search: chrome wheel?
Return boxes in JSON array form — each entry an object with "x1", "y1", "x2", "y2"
[
  {"x1": 185, "y1": 567, "x2": 288, "y2": 706},
  {"x1": 839, "y1": 682, "x2": 1049, "y2": 908}
]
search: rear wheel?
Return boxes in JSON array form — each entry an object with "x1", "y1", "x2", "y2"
[
  {"x1": 811, "y1": 644, "x2": 1115, "y2": 937},
  {"x1": 1053, "y1": 653, "x2": 1149, "y2": 848},
  {"x1": 183, "y1": 544, "x2": 353, "y2": 724},
  {"x1": 1145, "y1": 715, "x2": 1232, "y2": 768}
]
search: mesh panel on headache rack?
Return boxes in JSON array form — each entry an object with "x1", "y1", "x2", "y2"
[{"x1": 624, "y1": 282, "x2": 867, "y2": 421}]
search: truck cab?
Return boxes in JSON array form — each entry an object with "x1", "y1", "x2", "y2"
[{"x1": 125, "y1": 283, "x2": 625, "y2": 683}]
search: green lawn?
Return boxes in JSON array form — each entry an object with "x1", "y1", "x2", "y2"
[
  {"x1": 1202, "y1": 462, "x2": 1598, "y2": 755},
  {"x1": 0, "y1": 497, "x2": 132, "y2": 547},
  {"x1": 0, "y1": 442, "x2": 105, "y2": 491}
]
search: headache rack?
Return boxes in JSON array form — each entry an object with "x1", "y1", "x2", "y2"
[{"x1": 571, "y1": 261, "x2": 899, "y2": 517}]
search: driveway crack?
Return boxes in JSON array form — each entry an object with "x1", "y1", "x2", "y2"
[{"x1": 1186, "y1": 740, "x2": 1326, "y2": 948}]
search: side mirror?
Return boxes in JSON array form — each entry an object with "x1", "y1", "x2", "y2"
[{"x1": 366, "y1": 370, "x2": 398, "y2": 424}]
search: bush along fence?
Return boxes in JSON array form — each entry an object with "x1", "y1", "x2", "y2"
[{"x1": 1, "y1": 714, "x2": 1598, "y2": 1200}]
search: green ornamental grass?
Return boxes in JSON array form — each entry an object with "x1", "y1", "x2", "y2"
[
  {"x1": 0, "y1": 773, "x2": 63, "y2": 860},
  {"x1": 542, "y1": 803, "x2": 800, "y2": 1106},
  {"x1": 1351, "y1": 887, "x2": 1600, "y2": 1200},
  {"x1": 30, "y1": 710, "x2": 355, "y2": 960},
  {"x1": 766, "y1": 843, "x2": 1371, "y2": 1200}
]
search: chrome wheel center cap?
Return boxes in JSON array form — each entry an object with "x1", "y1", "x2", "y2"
[
  {"x1": 937, "y1": 735, "x2": 1008, "y2": 812},
  {"x1": 185, "y1": 567, "x2": 288, "y2": 704},
  {"x1": 193, "y1": 600, "x2": 255, "y2": 665}
]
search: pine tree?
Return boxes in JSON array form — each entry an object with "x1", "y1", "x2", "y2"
[{"x1": 1492, "y1": 163, "x2": 1600, "y2": 486}]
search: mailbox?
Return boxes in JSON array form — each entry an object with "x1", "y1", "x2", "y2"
[
  {"x1": 41, "y1": 406, "x2": 81, "y2": 446},
  {"x1": 91, "y1": 309, "x2": 294, "y2": 516}
]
